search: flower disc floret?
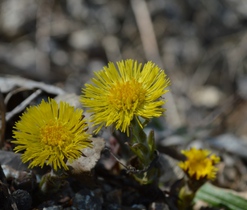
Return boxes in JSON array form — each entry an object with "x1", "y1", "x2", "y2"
[
  {"x1": 178, "y1": 147, "x2": 220, "y2": 180},
  {"x1": 12, "y1": 98, "x2": 92, "y2": 171},
  {"x1": 80, "y1": 59, "x2": 170, "y2": 135}
]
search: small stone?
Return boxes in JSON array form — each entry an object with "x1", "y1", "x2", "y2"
[
  {"x1": 51, "y1": 50, "x2": 69, "y2": 66},
  {"x1": 104, "y1": 203, "x2": 122, "y2": 210},
  {"x1": 191, "y1": 86, "x2": 225, "y2": 108},
  {"x1": 131, "y1": 204, "x2": 146, "y2": 210},
  {"x1": 12, "y1": 189, "x2": 32, "y2": 210},
  {"x1": 72, "y1": 188, "x2": 102, "y2": 210},
  {"x1": 43, "y1": 206, "x2": 63, "y2": 210},
  {"x1": 68, "y1": 30, "x2": 97, "y2": 50}
]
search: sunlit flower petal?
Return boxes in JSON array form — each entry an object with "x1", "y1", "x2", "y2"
[
  {"x1": 12, "y1": 98, "x2": 92, "y2": 171},
  {"x1": 178, "y1": 147, "x2": 220, "y2": 180},
  {"x1": 80, "y1": 59, "x2": 170, "y2": 135}
]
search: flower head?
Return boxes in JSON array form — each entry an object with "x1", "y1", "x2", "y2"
[
  {"x1": 80, "y1": 59, "x2": 170, "y2": 135},
  {"x1": 178, "y1": 147, "x2": 220, "y2": 180},
  {"x1": 12, "y1": 98, "x2": 92, "y2": 171}
]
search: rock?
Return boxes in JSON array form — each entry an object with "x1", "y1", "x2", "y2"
[
  {"x1": 190, "y1": 86, "x2": 225, "y2": 108},
  {"x1": 72, "y1": 188, "x2": 102, "y2": 210},
  {"x1": 0, "y1": 0, "x2": 37, "y2": 36},
  {"x1": 12, "y1": 189, "x2": 32, "y2": 210},
  {"x1": 69, "y1": 30, "x2": 98, "y2": 50}
]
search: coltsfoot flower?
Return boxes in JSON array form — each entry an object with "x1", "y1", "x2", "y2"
[
  {"x1": 80, "y1": 59, "x2": 170, "y2": 135},
  {"x1": 178, "y1": 147, "x2": 220, "y2": 180},
  {"x1": 12, "y1": 98, "x2": 92, "y2": 171}
]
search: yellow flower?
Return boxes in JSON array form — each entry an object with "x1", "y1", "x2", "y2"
[
  {"x1": 12, "y1": 98, "x2": 92, "y2": 171},
  {"x1": 80, "y1": 59, "x2": 170, "y2": 135},
  {"x1": 178, "y1": 147, "x2": 220, "y2": 180}
]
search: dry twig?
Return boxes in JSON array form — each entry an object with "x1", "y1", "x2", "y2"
[
  {"x1": 5, "y1": 89, "x2": 42, "y2": 122},
  {"x1": 131, "y1": 0, "x2": 182, "y2": 128}
]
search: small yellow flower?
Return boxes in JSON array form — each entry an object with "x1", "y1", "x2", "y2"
[
  {"x1": 178, "y1": 147, "x2": 220, "y2": 180},
  {"x1": 80, "y1": 59, "x2": 170, "y2": 135},
  {"x1": 12, "y1": 98, "x2": 92, "y2": 171}
]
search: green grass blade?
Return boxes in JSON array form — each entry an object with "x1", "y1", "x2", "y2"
[{"x1": 194, "y1": 183, "x2": 247, "y2": 210}]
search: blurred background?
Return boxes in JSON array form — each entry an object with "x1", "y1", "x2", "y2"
[
  {"x1": 0, "y1": 0, "x2": 247, "y2": 203},
  {"x1": 1, "y1": 0, "x2": 247, "y2": 128},
  {"x1": 1, "y1": 0, "x2": 247, "y2": 191}
]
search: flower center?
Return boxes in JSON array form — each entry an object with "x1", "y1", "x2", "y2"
[
  {"x1": 40, "y1": 120, "x2": 71, "y2": 147},
  {"x1": 190, "y1": 158, "x2": 207, "y2": 171},
  {"x1": 108, "y1": 79, "x2": 146, "y2": 111}
]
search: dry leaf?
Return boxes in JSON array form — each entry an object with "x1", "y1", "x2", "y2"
[
  {"x1": 67, "y1": 137, "x2": 105, "y2": 175},
  {"x1": 55, "y1": 93, "x2": 82, "y2": 109},
  {"x1": 0, "y1": 75, "x2": 64, "y2": 95}
]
